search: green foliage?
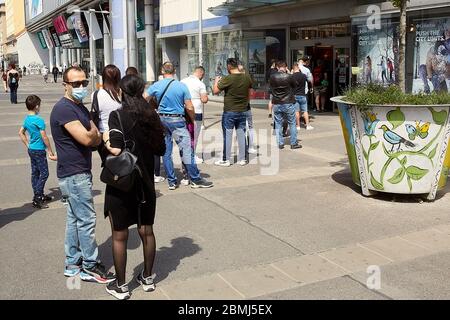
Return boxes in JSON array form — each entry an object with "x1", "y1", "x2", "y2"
[{"x1": 344, "y1": 84, "x2": 450, "y2": 106}]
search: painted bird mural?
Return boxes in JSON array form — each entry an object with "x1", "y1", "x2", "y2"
[{"x1": 379, "y1": 125, "x2": 417, "y2": 152}]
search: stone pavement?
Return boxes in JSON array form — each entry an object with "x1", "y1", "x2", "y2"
[{"x1": 0, "y1": 75, "x2": 449, "y2": 300}]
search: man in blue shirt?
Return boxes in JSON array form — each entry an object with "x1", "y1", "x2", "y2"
[{"x1": 146, "y1": 62, "x2": 213, "y2": 190}]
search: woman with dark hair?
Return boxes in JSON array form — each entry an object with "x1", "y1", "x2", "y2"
[
  {"x1": 7, "y1": 64, "x2": 20, "y2": 104},
  {"x1": 103, "y1": 75, "x2": 166, "y2": 300}
]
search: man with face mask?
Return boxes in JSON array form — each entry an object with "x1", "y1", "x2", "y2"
[
  {"x1": 50, "y1": 66, "x2": 115, "y2": 284},
  {"x1": 181, "y1": 66, "x2": 208, "y2": 164}
]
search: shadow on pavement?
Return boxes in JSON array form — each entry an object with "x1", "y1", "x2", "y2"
[
  {"x1": 0, "y1": 188, "x2": 102, "y2": 229},
  {"x1": 98, "y1": 234, "x2": 201, "y2": 292},
  {"x1": 332, "y1": 168, "x2": 450, "y2": 203}
]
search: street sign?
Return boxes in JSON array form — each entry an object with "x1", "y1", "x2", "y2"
[{"x1": 37, "y1": 31, "x2": 47, "y2": 49}]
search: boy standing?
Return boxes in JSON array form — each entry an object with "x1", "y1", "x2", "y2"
[{"x1": 19, "y1": 95, "x2": 57, "y2": 209}]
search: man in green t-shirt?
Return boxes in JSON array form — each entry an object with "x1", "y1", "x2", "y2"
[{"x1": 213, "y1": 58, "x2": 253, "y2": 167}]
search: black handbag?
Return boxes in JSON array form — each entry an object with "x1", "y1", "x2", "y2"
[{"x1": 100, "y1": 111, "x2": 142, "y2": 192}]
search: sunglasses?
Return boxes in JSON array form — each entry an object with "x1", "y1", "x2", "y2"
[{"x1": 65, "y1": 80, "x2": 89, "y2": 88}]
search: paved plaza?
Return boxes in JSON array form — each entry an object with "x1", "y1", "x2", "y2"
[{"x1": 0, "y1": 75, "x2": 449, "y2": 300}]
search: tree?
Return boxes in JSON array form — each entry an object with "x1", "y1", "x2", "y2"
[{"x1": 391, "y1": 0, "x2": 409, "y2": 93}]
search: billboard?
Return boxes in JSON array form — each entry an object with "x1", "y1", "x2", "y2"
[
  {"x1": 49, "y1": 26, "x2": 61, "y2": 47},
  {"x1": 41, "y1": 29, "x2": 55, "y2": 48},
  {"x1": 354, "y1": 18, "x2": 399, "y2": 85},
  {"x1": 53, "y1": 15, "x2": 74, "y2": 48},
  {"x1": 412, "y1": 18, "x2": 450, "y2": 94},
  {"x1": 37, "y1": 31, "x2": 47, "y2": 49},
  {"x1": 29, "y1": 0, "x2": 43, "y2": 19},
  {"x1": 69, "y1": 14, "x2": 89, "y2": 43}
]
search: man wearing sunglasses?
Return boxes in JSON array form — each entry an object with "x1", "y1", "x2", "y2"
[{"x1": 50, "y1": 66, "x2": 115, "y2": 284}]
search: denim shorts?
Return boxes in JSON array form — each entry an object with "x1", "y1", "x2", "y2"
[{"x1": 295, "y1": 96, "x2": 308, "y2": 113}]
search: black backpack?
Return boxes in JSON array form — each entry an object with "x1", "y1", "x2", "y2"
[
  {"x1": 9, "y1": 73, "x2": 18, "y2": 86},
  {"x1": 90, "y1": 90, "x2": 101, "y2": 129}
]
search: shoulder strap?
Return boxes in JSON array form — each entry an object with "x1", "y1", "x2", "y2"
[
  {"x1": 115, "y1": 110, "x2": 126, "y2": 145},
  {"x1": 91, "y1": 90, "x2": 100, "y2": 113},
  {"x1": 157, "y1": 79, "x2": 175, "y2": 108}
]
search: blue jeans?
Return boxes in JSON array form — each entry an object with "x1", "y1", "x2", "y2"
[
  {"x1": 295, "y1": 96, "x2": 308, "y2": 113},
  {"x1": 59, "y1": 173, "x2": 98, "y2": 269},
  {"x1": 245, "y1": 110, "x2": 255, "y2": 149},
  {"x1": 28, "y1": 149, "x2": 49, "y2": 200},
  {"x1": 161, "y1": 116, "x2": 201, "y2": 185},
  {"x1": 222, "y1": 111, "x2": 247, "y2": 162},
  {"x1": 9, "y1": 84, "x2": 18, "y2": 104},
  {"x1": 273, "y1": 103, "x2": 298, "y2": 146},
  {"x1": 194, "y1": 113, "x2": 203, "y2": 151}
]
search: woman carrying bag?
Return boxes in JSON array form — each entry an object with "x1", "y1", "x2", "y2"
[{"x1": 103, "y1": 75, "x2": 166, "y2": 300}]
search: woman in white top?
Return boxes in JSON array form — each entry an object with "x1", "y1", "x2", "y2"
[{"x1": 93, "y1": 65, "x2": 122, "y2": 161}]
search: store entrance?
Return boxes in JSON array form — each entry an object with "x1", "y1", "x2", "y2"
[{"x1": 306, "y1": 46, "x2": 334, "y2": 111}]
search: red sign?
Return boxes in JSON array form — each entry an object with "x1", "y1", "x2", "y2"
[{"x1": 53, "y1": 15, "x2": 69, "y2": 34}]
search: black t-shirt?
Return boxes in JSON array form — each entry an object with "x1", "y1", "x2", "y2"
[
  {"x1": 292, "y1": 72, "x2": 307, "y2": 97},
  {"x1": 50, "y1": 97, "x2": 92, "y2": 179}
]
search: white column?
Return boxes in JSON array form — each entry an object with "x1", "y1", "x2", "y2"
[
  {"x1": 55, "y1": 47, "x2": 61, "y2": 68},
  {"x1": 62, "y1": 48, "x2": 69, "y2": 69},
  {"x1": 144, "y1": 0, "x2": 155, "y2": 82},
  {"x1": 71, "y1": 49, "x2": 77, "y2": 64},
  {"x1": 198, "y1": 0, "x2": 203, "y2": 66},
  {"x1": 103, "y1": 17, "x2": 112, "y2": 66},
  {"x1": 49, "y1": 47, "x2": 55, "y2": 70},
  {"x1": 77, "y1": 49, "x2": 82, "y2": 65},
  {"x1": 127, "y1": 0, "x2": 137, "y2": 68}
]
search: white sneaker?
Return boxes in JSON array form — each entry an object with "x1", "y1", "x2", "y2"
[
  {"x1": 214, "y1": 160, "x2": 231, "y2": 167},
  {"x1": 195, "y1": 156, "x2": 204, "y2": 164},
  {"x1": 296, "y1": 126, "x2": 301, "y2": 131},
  {"x1": 238, "y1": 160, "x2": 248, "y2": 166},
  {"x1": 248, "y1": 147, "x2": 258, "y2": 154},
  {"x1": 154, "y1": 176, "x2": 165, "y2": 183},
  {"x1": 306, "y1": 125, "x2": 315, "y2": 131},
  {"x1": 180, "y1": 179, "x2": 190, "y2": 186}
]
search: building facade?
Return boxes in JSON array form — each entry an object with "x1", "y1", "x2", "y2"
[{"x1": 160, "y1": 0, "x2": 450, "y2": 108}]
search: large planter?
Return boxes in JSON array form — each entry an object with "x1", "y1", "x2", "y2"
[{"x1": 331, "y1": 96, "x2": 450, "y2": 200}]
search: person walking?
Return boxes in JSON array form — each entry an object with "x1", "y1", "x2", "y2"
[
  {"x1": 19, "y1": 95, "x2": 57, "y2": 209},
  {"x1": 269, "y1": 60, "x2": 302, "y2": 150},
  {"x1": 102, "y1": 75, "x2": 166, "y2": 300},
  {"x1": 42, "y1": 65, "x2": 49, "y2": 83},
  {"x1": 181, "y1": 66, "x2": 209, "y2": 163},
  {"x1": 2, "y1": 68, "x2": 8, "y2": 92},
  {"x1": 146, "y1": 62, "x2": 213, "y2": 190},
  {"x1": 52, "y1": 66, "x2": 60, "y2": 83},
  {"x1": 213, "y1": 58, "x2": 253, "y2": 167},
  {"x1": 23, "y1": 66, "x2": 27, "y2": 76},
  {"x1": 7, "y1": 64, "x2": 20, "y2": 104},
  {"x1": 50, "y1": 66, "x2": 115, "y2": 283}
]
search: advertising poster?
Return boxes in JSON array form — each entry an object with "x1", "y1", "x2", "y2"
[
  {"x1": 49, "y1": 26, "x2": 61, "y2": 47},
  {"x1": 354, "y1": 18, "x2": 399, "y2": 85},
  {"x1": 53, "y1": 15, "x2": 74, "y2": 48},
  {"x1": 412, "y1": 18, "x2": 450, "y2": 94},
  {"x1": 248, "y1": 39, "x2": 266, "y2": 90},
  {"x1": 69, "y1": 14, "x2": 89, "y2": 43},
  {"x1": 37, "y1": 31, "x2": 47, "y2": 49},
  {"x1": 41, "y1": 29, "x2": 55, "y2": 48},
  {"x1": 29, "y1": 0, "x2": 43, "y2": 19}
]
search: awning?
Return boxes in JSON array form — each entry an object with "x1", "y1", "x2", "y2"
[{"x1": 208, "y1": 0, "x2": 294, "y2": 17}]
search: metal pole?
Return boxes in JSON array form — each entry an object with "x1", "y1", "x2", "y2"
[
  {"x1": 89, "y1": 10, "x2": 97, "y2": 92},
  {"x1": 127, "y1": 0, "x2": 137, "y2": 68},
  {"x1": 144, "y1": 0, "x2": 155, "y2": 82},
  {"x1": 198, "y1": 0, "x2": 203, "y2": 66}
]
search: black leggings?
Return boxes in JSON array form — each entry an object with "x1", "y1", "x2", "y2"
[{"x1": 154, "y1": 156, "x2": 161, "y2": 176}]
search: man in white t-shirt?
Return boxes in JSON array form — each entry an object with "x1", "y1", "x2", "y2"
[
  {"x1": 181, "y1": 66, "x2": 208, "y2": 163},
  {"x1": 299, "y1": 57, "x2": 313, "y2": 95}
]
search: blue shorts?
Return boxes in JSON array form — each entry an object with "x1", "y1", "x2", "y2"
[{"x1": 295, "y1": 96, "x2": 308, "y2": 113}]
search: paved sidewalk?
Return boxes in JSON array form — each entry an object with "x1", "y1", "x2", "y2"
[{"x1": 1, "y1": 76, "x2": 449, "y2": 300}]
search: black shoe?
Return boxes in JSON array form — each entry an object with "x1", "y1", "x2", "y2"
[
  {"x1": 32, "y1": 199, "x2": 49, "y2": 209},
  {"x1": 136, "y1": 271, "x2": 156, "y2": 292},
  {"x1": 106, "y1": 280, "x2": 130, "y2": 300},
  {"x1": 291, "y1": 144, "x2": 303, "y2": 150},
  {"x1": 41, "y1": 194, "x2": 53, "y2": 202},
  {"x1": 80, "y1": 262, "x2": 116, "y2": 284},
  {"x1": 268, "y1": 114, "x2": 272, "y2": 119},
  {"x1": 191, "y1": 179, "x2": 214, "y2": 189},
  {"x1": 278, "y1": 145, "x2": 285, "y2": 150}
]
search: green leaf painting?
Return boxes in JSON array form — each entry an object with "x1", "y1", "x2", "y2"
[
  {"x1": 370, "y1": 172, "x2": 384, "y2": 190},
  {"x1": 387, "y1": 108, "x2": 405, "y2": 130},
  {"x1": 428, "y1": 107, "x2": 447, "y2": 126},
  {"x1": 428, "y1": 145, "x2": 438, "y2": 160},
  {"x1": 405, "y1": 166, "x2": 429, "y2": 181},
  {"x1": 370, "y1": 141, "x2": 380, "y2": 151},
  {"x1": 400, "y1": 157, "x2": 407, "y2": 166},
  {"x1": 388, "y1": 167, "x2": 406, "y2": 184},
  {"x1": 407, "y1": 176, "x2": 413, "y2": 192}
]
